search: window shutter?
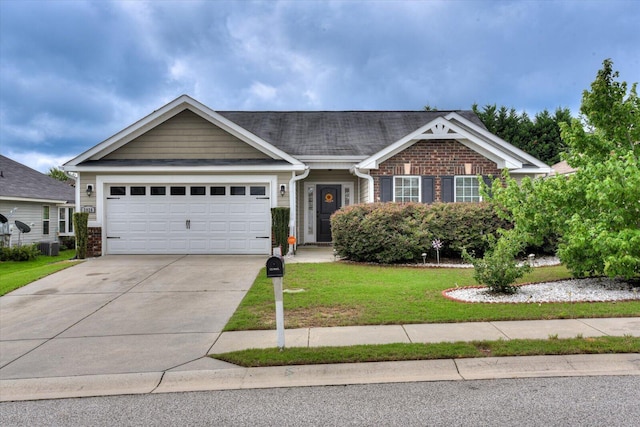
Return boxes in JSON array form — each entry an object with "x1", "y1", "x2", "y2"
[
  {"x1": 380, "y1": 176, "x2": 393, "y2": 202},
  {"x1": 482, "y1": 175, "x2": 494, "y2": 199},
  {"x1": 441, "y1": 176, "x2": 454, "y2": 203},
  {"x1": 421, "y1": 176, "x2": 435, "y2": 203}
]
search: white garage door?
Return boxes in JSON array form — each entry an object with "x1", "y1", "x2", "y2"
[{"x1": 105, "y1": 183, "x2": 271, "y2": 254}]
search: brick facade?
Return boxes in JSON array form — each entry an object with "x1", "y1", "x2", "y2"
[
  {"x1": 370, "y1": 140, "x2": 501, "y2": 202},
  {"x1": 87, "y1": 226, "x2": 102, "y2": 258}
]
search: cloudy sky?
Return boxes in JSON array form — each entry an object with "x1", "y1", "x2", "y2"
[{"x1": 1, "y1": 0, "x2": 638, "y2": 173}]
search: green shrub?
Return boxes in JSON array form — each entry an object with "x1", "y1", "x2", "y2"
[
  {"x1": 0, "y1": 244, "x2": 41, "y2": 261},
  {"x1": 331, "y1": 202, "x2": 510, "y2": 264},
  {"x1": 59, "y1": 236, "x2": 75, "y2": 251},
  {"x1": 462, "y1": 230, "x2": 532, "y2": 294},
  {"x1": 271, "y1": 207, "x2": 290, "y2": 255},
  {"x1": 73, "y1": 212, "x2": 89, "y2": 259}
]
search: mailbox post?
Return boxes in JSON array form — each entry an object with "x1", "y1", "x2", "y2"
[{"x1": 266, "y1": 254, "x2": 285, "y2": 349}]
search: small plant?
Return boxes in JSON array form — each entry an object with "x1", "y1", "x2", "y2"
[
  {"x1": 271, "y1": 207, "x2": 290, "y2": 255},
  {"x1": 462, "y1": 230, "x2": 532, "y2": 295}
]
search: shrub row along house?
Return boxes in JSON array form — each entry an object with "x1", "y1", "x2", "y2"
[
  {"x1": 63, "y1": 95, "x2": 550, "y2": 256},
  {"x1": 0, "y1": 155, "x2": 75, "y2": 251}
]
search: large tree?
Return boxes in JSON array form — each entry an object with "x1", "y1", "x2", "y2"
[
  {"x1": 472, "y1": 104, "x2": 572, "y2": 165},
  {"x1": 489, "y1": 59, "x2": 640, "y2": 279}
]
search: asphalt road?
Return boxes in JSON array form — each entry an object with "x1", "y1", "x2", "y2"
[{"x1": 2, "y1": 376, "x2": 639, "y2": 426}]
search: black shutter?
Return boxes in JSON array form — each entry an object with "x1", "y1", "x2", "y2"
[
  {"x1": 380, "y1": 176, "x2": 393, "y2": 202},
  {"x1": 482, "y1": 175, "x2": 494, "y2": 199},
  {"x1": 441, "y1": 176, "x2": 454, "y2": 203},
  {"x1": 421, "y1": 176, "x2": 435, "y2": 203}
]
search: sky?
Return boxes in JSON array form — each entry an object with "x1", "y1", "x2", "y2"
[{"x1": 1, "y1": 0, "x2": 639, "y2": 173}]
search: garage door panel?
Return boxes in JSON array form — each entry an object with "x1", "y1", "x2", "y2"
[{"x1": 106, "y1": 183, "x2": 271, "y2": 255}]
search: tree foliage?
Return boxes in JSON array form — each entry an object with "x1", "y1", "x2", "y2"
[
  {"x1": 472, "y1": 104, "x2": 572, "y2": 165},
  {"x1": 47, "y1": 167, "x2": 71, "y2": 182},
  {"x1": 488, "y1": 59, "x2": 640, "y2": 280}
]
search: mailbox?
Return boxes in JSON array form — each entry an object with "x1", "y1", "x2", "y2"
[{"x1": 266, "y1": 256, "x2": 285, "y2": 278}]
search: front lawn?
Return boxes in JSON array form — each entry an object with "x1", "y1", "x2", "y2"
[
  {"x1": 224, "y1": 263, "x2": 640, "y2": 331},
  {"x1": 214, "y1": 336, "x2": 639, "y2": 367},
  {"x1": 0, "y1": 249, "x2": 80, "y2": 296}
]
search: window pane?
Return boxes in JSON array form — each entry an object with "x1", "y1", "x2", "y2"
[
  {"x1": 150, "y1": 186, "x2": 166, "y2": 196},
  {"x1": 394, "y1": 176, "x2": 420, "y2": 202},
  {"x1": 210, "y1": 186, "x2": 226, "y2": 195},
  {"x1": 190, "y1": 186, "x2": 206, "y2": 196},
  {"x1": 230, "y1": 186, "x2": 246, "y2": 196},
  {"x1": 250, "y1": 186, "x2": 266, "y2": 196},
  {"x1": 131, "y1": 186, "x2": 146, "y2": 196},
  {"x1": 110, "y1": 186, "x2": 126, "y2": 196},
  {"x1": 455, "y1": 176, "x2": 480, "y2": 202},
  {"x1": 170, "y1": 186, "x2": 186, "y2": 196}
]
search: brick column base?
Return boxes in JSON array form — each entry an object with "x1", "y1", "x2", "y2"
[{"x1": 87, "y1": 227, "x2": 102, "y2": 258}]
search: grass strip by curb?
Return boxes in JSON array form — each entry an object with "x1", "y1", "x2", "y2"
[{"x1": 211, "y1": 336, "x2": 640, "y2": 367}]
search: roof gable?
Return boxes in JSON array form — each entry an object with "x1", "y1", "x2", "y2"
[
  {"x1": 0, "y1": 155, "x2": 75, "y2": 203},
  {"x1": 357, "y1": 112, "x2": 550, "y2": 173},
  {"x1": 64, "y1": 95, "x2": 303, "y2": 169}
]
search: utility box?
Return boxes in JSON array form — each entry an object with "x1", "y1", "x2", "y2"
[
  {"x1": 38, "y1": 241, "x2": 60, "y2": 256},
  {"x1": 266, "y1": 256, "x2": 285, "y2": 278}
]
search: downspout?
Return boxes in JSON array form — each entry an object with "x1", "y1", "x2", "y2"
[
  {"x1": 288, "y1": 166, "x2": 310, "y2": 250},
  {"x1": 351, "y1": 166, "x2": 374, "y2": 203}
]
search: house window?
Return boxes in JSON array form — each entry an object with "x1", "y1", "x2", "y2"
[
  {"x1": 58, "y1": 207, "x2": 74, "y2": 235},
  {"x1": 394, "y1": 176, "x2": 420, "y2": 203},
  {"x1": 455, "y1": 176, "x2": 481, "y2": 202},
  {"x1": 43, "y1": 206, "x2": 50, "y2": 235}
]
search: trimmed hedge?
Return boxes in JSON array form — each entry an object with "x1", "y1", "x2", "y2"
[{"x1": 331, "y1": 202, "x2": 510, "y2": 264}]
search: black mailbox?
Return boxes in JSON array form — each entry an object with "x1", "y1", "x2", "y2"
[{"x1": 266, "y1": 256, "x2": 285, "y2": 278}]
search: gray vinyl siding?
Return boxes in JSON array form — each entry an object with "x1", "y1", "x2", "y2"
[{"x1": 0, "y1": 200, "x2": 61, "y2": 245}]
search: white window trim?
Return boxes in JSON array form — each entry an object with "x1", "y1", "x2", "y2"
[
  {"x1": 393, "y1": 176, "x2": 421, "y2": 203},
  {"x1": 58, "y1": 206, "x2": 75, "y2": 236},
  {"x1": 454, "y1": 175, "x2": 483, "y2": 203}
]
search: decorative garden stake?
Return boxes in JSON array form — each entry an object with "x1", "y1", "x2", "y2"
[
  {"x1": 421, "y1": 253, "x2": 427, "y2": 265},
  {"x1": 432, "y1": 239, "x2": 443, "y2": 265}
]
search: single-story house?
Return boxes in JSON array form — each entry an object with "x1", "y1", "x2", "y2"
[
  {"x1": 0, "y1": 155, "x2": 76, "y2": 250},
  {"x1": 63, "y1": 95, "x2": 549, "y2": 257}
]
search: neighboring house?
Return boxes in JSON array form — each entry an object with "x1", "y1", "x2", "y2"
[
  {"x1": 549, "y1": 160, "x2": 577, "y2": 176},
  {"x1": 63, "y1": 95, "x2": 549, "y2": 257},
  {"x1": 0, "y1": 155, "x2": 76, "y2": 248}
]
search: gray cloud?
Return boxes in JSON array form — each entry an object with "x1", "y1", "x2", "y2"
[{"x1": 1, "y1": 0, "x2": 638, "y2": 172}]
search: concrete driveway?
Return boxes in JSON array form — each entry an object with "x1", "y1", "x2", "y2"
[{"x1": 0, "y1": 255, "x2": 265, "y2": 380}]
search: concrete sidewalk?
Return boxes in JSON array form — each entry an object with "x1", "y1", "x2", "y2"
[{"x1": 210, "y1": 317, "x2": 640, "y2": 353}]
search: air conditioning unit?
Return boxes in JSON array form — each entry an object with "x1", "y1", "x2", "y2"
[{"x1": 38, "y1": 241, "x2": 60, "y2": 256}]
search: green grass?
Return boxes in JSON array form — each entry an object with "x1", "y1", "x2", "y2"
[
  {"x1": 0, "y1": 250, "x2": 81, "y2": 296},
  {"x1": 224, "y1": 263, "x2": 640, "y2": 331},
  {"x1": 212, "y1": 336, "x2": 640, "y2": 367}
]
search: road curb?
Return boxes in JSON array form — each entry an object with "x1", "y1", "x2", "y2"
[{"x1": 2, "y1": 354, "x2": 639, "y2": 402}]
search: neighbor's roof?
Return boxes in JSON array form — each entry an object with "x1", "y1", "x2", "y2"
[
  {"x1": 0, "y1": 155, "x2": 75, "y2": 203},
  {"x1": 218, "y1": 110, "x2": 486, "y2": 156}
]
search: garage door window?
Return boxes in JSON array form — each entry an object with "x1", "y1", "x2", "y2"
[
  {"x1": 250, "y1": 186, "x2": 266, "y2": 196},
  {"x1": 110, "y1": 186, "x2": 126, "y2": 196},
  {"x1": 230, "y1": 186, "x2": 246, "y2": 196},
  {"x1": 150, "y1": 186, "x2": 166, "y2": 195},
  {"x1": 190, "y1": 186, "x2": 206, "y2": 196},
  {"x1": 210, "y1": 186, "x2": 225, "y2": 196},
  {"x1": 170, "y1": 186, "x2": 186, "y2": 196},
  {"x1": 131, "y1": 186, "x2": 146, "y2": 196}
]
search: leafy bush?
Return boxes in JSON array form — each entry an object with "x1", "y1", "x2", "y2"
[
  {"x1": 59, "y1": 236, "x2": 75, "y2": 251},
  {"x1": 462, "y1": 230, "x2": 532, "y2": 294},
  {"x1": 331, "y1": 202, "x2": 510, "y2": 264},
  {"x1": 73, "y1": 212, "x2": 89, "y2": 259},
  {"x1": 0, "y1": 244, "x2": 41, "y2": 261},
  {"x1": 271, "y1": 207, "x2": 290, "y2": 255}
]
